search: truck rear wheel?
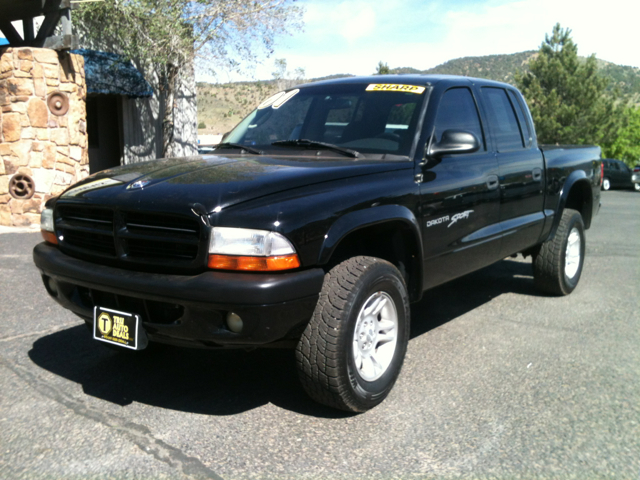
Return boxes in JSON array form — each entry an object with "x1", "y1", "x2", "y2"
[
  {"x1": 533, "y1": 208, "x2": 585, "y2": 296},
  {"x1": 296, "y1": 256, "x2": 410, "y2": 412}
]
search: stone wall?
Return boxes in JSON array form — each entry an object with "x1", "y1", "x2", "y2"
[{"x1": 0, "y1": 47, "x2": 89, "y2": 226}]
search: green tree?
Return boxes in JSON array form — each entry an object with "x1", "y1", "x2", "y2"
[
  {"x1": 605, "y1": 107, "x2": 640, "y2": 165},
  {"x1": 376, "y1": 61, "x2": 390, "y2": 75},
  {"x1": 515, "y1": 24, "x2": 623, "y2": 148},
  {"x1": 74, "y1": 0, "x2": 303, "y2": 157}
]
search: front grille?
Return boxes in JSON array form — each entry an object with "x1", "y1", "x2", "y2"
[
  {"x1": 124, "y1": 211, "x2": 199, "y2": 234},
  {"x1": 55, "y1": 204, "x2": 203, "y2": 269},
  {"x1": 126, "y1": 238, "x2": 198, "y2": 259},
  {"x1": 122, "y1": 211, "x2": 200, "y2": 261},
  {"x1": 57, "y1": 205, "x2": 114, "y2": 225},
  {"x1": 64, "y1": 230, "x2": 116, "y2": 256},
  {"x1": 57, "y1": 205, "x2": 115, "y2": 257}
]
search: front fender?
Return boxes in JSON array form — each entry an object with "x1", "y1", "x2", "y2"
[{"x1": 318, "y1": 205, "x2": 423, "y2": 265}]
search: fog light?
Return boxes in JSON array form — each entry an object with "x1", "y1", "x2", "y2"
[
  {"x1": 226, "y1": 312, "x2": 243, "y2": 333},
  {"x1": 45, "y1": 277, "x2": 58, "y2": 297}
]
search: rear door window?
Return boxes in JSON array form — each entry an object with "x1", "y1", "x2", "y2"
[
  {"x1": 481, "y1": 87, "x2": 525, "y2": 151},
  {"x1": 507, "y1": 90, "x2": 532, "y2": 147}
]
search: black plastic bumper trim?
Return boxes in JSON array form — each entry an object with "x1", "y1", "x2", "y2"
[{"x1": 33, "y1": 242, "x2": 325, "y2": 306}]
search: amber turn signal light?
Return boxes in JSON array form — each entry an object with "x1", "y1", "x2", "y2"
[
  {"x1": 208, "y1": 254, "x2": 300, "y2": 271},
  {"x1": 41, "y1": 230, "x2": 58, "y2": 245}
]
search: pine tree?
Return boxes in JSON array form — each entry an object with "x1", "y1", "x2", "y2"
[
  {"x1": 376, "y1": 62, "x2": 390, "y2": 75},
  {"x1": 516, "y1": 24, "x2": 623, "y2": 147},
  {"x1": 606, "y1": 107, "x2": 640, "y2": 165}
]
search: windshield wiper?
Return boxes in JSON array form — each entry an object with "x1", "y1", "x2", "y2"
[
  {"x1": 214, "y1": 142, "x2": 263, "y2": 155},
  {"x1": 271, "y1": 139, "x2": 359, "y2": 158}
]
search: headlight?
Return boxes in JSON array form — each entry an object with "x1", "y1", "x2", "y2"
[
  {"x1": 208, "y1": 227, "x2": 300, "y2": 271},
  {"x1": 40, "y1": 208, "x2": 58, "y2": 244}
]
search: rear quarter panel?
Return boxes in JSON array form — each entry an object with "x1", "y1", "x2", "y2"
[{"x1": 540, "y1": 145, "x2": 601, "y2": 237}]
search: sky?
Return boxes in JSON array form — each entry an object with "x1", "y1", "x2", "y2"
[
  {"x1": 2, "y1": 0, "x2": 637, "y2": 83},
  {"x1": 210, "y1": 0, "x2": 640, "y2": 83}
]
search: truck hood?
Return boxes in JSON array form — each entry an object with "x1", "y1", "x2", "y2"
[{"x1": 58, "y1": 154, "x2": 412, "y2": 214}]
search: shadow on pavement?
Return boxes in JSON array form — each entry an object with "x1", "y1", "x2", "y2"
[
  {"x1": 28, "y1": 326, "x2": 351, "y2": 418},
  {"x1": 28, "y1": 258, "x2": 539, "y2": 417},
  {"x1": 410, "y1": 258, "x2": 540, "y2": 338}
]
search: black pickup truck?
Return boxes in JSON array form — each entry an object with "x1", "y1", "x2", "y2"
[{"x1": 34, "y1": 75, "x2": 602, "y2": 412}]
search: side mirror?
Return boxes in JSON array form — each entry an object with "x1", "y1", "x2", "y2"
[{"x1": 428, "y1": 129, "x2": 480, "y2": 157}]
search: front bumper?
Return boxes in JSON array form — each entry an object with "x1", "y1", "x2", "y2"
[{"x1": 33, "y1": 243, "x2": 324, "y2": 348}]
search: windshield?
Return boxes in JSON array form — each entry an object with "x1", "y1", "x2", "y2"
[{"x1": 224, "y1": 83, "x2": 428, "y2": 157}]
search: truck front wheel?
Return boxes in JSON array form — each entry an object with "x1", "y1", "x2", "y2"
[
  {"x1": 296, "y1": 256, "x2": 410, "y2": 412},
  {"x1": 533, "y1": 208, "x2": 585, "y2": 296}
]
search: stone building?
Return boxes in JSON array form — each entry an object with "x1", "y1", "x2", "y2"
[
  {"x1": 0, "y1": 47, "x2": 89, "y2": 226},
  {"x1": 75, "y1": 48, "x2": 197, "y2": 172},
  {"x1": 0, "y1": 1, "x2": 198, "y2": 227}
]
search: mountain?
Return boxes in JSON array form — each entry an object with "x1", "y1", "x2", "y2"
[
  {"x1": 197, "y1": 51, "x2": 640, "y2": 135},
  {"x1": 408, "y1": 51, "x2": 537, "y2": 85},
  {"x1": 398, "y1": 51, "x2": 640, "y2": 100}
]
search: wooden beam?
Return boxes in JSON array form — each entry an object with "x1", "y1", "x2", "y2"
[
  {"x1": 0, "y1": 21, "x2": 23, "y2": 45},
  {"x1": 0, "y1": 0, "x2": 70, "y2": 22},
  {"x1": 0, "y1": 0, "x2": 75, "y2": 50},
  {"x1": 42, "y1": 34, "x2": 77, "y2": 50},
  {"x1": 23, "y1": 18, "x2": 35, "y2": 42},
  {"x1": 34, "y1": 10, "x2": 61, "y2": 45}
]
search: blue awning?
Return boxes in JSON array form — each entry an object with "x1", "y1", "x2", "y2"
[
  {"x1": 71, "y1": 49, "x2": 153, "y2": 98},
  {"x1": 0, "y1": 37, "x2": 8, "y2": 45}
]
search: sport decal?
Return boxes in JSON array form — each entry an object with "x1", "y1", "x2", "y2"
[
  {"x1": 448, "y1": 210, "x2": 474, "y2": 228},
  {"x1": 426, "y1": 210, "x2": 475, "y2": 228}
]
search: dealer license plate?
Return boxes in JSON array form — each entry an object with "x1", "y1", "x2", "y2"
[{"x1": 93, "y1": 306, "x2": 144, "y2": 350}]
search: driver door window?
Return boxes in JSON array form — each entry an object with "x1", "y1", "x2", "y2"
[{"x1": 434, "y1": 88, "x2": 485, "y2": 149}]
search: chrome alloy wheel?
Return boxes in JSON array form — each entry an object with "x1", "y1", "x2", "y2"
[
  {"x1": 352, "y1": 292, "x2": 398, "y2": 382},
  {"x1": 565, "y1": 227, "x2": 581, "y2": 279}
]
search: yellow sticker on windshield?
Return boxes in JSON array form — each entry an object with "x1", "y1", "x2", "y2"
[{"x1": 366, "y1": 84, "x2": 426, "y2": 94}]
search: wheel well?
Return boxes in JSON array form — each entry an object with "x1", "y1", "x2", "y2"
[
  {"x1": 564, "y1": 180, "x2": 593, "y2": 229},
  {"x1": 324, "y1": 221, "x2": 422, "y2": 302}
]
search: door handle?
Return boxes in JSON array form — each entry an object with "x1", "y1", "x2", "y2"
[
  {"x1": 532, "y1": 168, "x2": 542, "y2": 181},
  {"x1": 486, "y1": 175, "x2": 499, "y2": 190}
]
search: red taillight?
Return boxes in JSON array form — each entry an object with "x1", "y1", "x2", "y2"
[{"x1": 600, "y1": 162, "x2": 604, "y2": 186}]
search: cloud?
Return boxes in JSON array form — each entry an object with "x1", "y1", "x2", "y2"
[
  {"x1": 340, "y1": 6, "x2": 376, "y2": 41},
  {"x1": 304, "y1": 1, "x2": 377, "y2": 42},
  {"x1": 439, "y1": 0, "x2": 639, "y2": 65},
  {"x1": 208, "y1": 0, "x2": 639, "y2": 82}
]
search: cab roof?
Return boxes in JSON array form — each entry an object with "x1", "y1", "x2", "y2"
[{"x1": 296, "y1": 74, "x2": 514, "y2": 90}]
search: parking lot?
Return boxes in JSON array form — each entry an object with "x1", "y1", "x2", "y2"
[{"x1": 1, "y1": 190, "x2": 638, "y2": 480}]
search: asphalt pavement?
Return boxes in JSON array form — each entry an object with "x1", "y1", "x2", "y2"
[{"x1": 0, "y1": 190, "x2": 638, "y2": 479}]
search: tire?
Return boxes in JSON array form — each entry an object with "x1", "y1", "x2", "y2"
[
  {"x1": 533, "y1": 209, "x2": 585, "y2": 296},
  {"x1": 296, "y1": 256, "x2": 410, "y2": 412},
  {"x1": 602, "y1": 178, "x2": 611, "y2": 191},
  {"x1": 634, "y1": 183, "x2": 640, "y2": 192}
]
